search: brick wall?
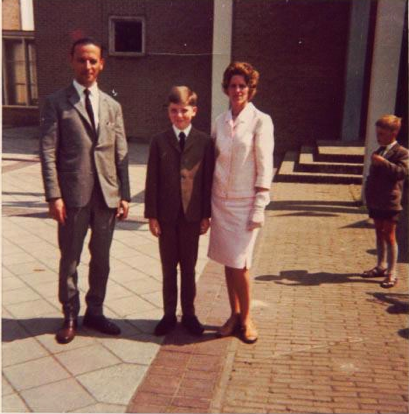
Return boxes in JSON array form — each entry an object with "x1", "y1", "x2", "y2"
[
  {"x1": 2, "y1": 0, "x2": 21, "y2": 30},
  {"x1": 33, "y1": 0, "x2": 213, "y2": 138},
  {"x1": 231, "y1": 0, "x2": 351, "y2": 154}
]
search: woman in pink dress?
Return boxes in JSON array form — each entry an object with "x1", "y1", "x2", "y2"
[{"x1": 208, "y1": 62, "x2": 274, "y2": 343}]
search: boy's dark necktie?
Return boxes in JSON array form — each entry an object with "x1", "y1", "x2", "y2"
[
  {"x1": 377, "y1": 146, "x2": 387, "y2": 156},
  {"x1": 84, "y1": 89, "x2": 96, "y2": 135},
  {"x1": 179, "y1": 132, "x2": 186, "y2": 151}
]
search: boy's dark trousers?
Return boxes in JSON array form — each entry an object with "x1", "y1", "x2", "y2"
[{"x1": 158, "y1": 210, "x2": 201, "y2": 317}]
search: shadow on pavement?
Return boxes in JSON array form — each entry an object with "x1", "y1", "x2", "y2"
[
  {"x1": 2, "y1": 317, "x2": 220, "y2": 345},
  {"x1": 255, "y1": 270, "x2": 379, "y2": 286},
  {"x1": 266, "y1": 200, "x2": 362, "y2": 216},
  {"x1": 161, "y1": 324, "x2": 220, "y2": 347},
  {"x1": 342, "y1": 219, "x2": 374, "y2": 229},
  {"x1": 368, "y1": 292, "x2": 409, "y2": 315}
]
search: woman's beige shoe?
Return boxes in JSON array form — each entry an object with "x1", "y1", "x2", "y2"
[
  {"x1": 216, "y1": 314, "x2": 240, "y2": 337},
  {"x1": 240, "y1": 321, "x2": 258, "y2": 344}
]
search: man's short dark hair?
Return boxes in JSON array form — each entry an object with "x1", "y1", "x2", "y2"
[{"x1": 70, "y1": 37, "x2": 104, "y2": 57}]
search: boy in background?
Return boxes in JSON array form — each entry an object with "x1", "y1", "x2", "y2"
[{"x1": 363, "y1": 115, "x2": 408, "y2": 288}]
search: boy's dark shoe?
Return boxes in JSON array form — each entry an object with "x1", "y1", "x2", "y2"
[
  {"x1": 154, "y1": 314, "x2": 177, "y2": 336},
  {"x1": 83, "y1": 313, "x2": 121, "y2": 335},
  {"x1": 181, "y1": 315, "x2": 204, "y2": 336}
]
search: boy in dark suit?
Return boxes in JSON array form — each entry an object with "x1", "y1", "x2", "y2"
[
  {"x1": 363, "y1": 115, "x2": 408, "y2": 288},
  {"x1": 144, "y1": 86, "x2": 214, "y2": 335}
]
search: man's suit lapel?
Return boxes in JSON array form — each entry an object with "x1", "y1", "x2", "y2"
[
  {"x1": 97, "y1": 92, "x2": 109, "y2": 144},
  {"x1": 66, "y1": 84, "x2": 96, "y2": 136}
]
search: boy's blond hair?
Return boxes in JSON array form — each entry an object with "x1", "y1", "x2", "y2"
[
  {"x1": 376, "y1": 115, "x2": 402, "y2": 133},
  {"x1": 168, "y1": 86, "x2": 197, "y2": 106}
]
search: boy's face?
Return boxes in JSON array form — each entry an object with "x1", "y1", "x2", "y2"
[
  {"x1": 168, "y1": 103, "x2": 197, "y2": 131},
  {"x1": 376, "y1": 126, "x2": 397, "y2": 146}
]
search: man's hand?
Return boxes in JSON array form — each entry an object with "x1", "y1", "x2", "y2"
[
  {"x1": 371, "y1": 153, "x2": 387, "y2": 166},
  {"x1": 116, "y1": 200, "x2": 129, "y2": 220},
  {"x1": 200, "y1": 218, "x2": 210, "y2": 235},
  {"x1": 149, "y1": 218, "x2": 161, "y2": 237},
  {"x1": 49, "y1": 198, "x2": 67, "y2": 225}
]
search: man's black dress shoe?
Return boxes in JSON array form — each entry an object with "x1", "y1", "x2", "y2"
[
  {"x1": 154, "y1": 314, "x2": 177, "y2": 336},
  {"x1": 181, "y1": 315, "x2": 204, "y2": 336},
  {"x1": 83, "y1": 314, "x2": 121, "y2": 335},
  {"x1": 56, "y1": 319, "x2": 77, "y2": 344}
]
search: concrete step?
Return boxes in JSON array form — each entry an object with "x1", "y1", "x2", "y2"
[
  {"x1": 316, "y1": 140, "x2": 365, "y2": 163},
  {"x1": 298, "y1": 146, "x2": 363, "y2": 175},
  {"x1": 275, "y1": 151, "x2": 363, "y2": 185}
]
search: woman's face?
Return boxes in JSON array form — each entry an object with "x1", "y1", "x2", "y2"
[{"x1": 227, "y1": 75, "x2": 249, "y2": 107}]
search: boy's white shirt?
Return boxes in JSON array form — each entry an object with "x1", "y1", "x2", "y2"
[
  {"x1": 381, "y1": 140, "x2": 398, "y2": 157},
  {"x1": 172, "y1": 124, "x2": 192, "y2": 141}
]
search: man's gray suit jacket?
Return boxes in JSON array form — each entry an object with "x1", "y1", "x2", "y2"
[{"x1": 40, "y1": 84, "x2": 130, "y2": 208}]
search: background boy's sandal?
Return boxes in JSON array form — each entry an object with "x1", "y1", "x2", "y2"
[
  {"x1": 380, "y1": 276, "x2": 398, "y2": 289},
  {"x1": 361, "y1": 266, "x2": 387, "y2": 278}
]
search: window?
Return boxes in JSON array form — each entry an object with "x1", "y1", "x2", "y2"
[
  {"x1": 3, "y1": 37, "x2": 38, "y2": 106},
  {"x1": 109, "y1": 16, "x2": 145, "y2": 57}
]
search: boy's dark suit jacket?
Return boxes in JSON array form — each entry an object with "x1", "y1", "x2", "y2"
[
  {"x1": 365, "y1": 143, "x2": 409, "y2": 211},
  {"x1": 144, "y1": 127, "x2": 214, "y2": 222}
]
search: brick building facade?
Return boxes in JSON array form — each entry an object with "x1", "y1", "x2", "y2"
[
  {"x1": 2, "y1": 0, "x2": 39, "y2": 126},
  {"x1": 32, "y1": 0, "x2": 406, "y2": 155}
]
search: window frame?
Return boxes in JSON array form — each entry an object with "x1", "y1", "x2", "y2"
[
  {"x1": 2, "y1": 32, "x2": 38, "y2": 108},
  {"x1": 108, "y1": 16, "x2": 146, "y2": 57}
]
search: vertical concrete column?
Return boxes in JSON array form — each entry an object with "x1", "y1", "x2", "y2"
[
  {"x1": 362, "y1": 0, "x2": 406, "y2": 199},
  {"x1": 211, "y1": 0, "x2": 233, "y2": 131},
  {"x1": 20, "y1": 0, "x2": 34, "y2": 30},
  {"x1": 341, "y1": 0, "x2": 371, "y2": 142}
]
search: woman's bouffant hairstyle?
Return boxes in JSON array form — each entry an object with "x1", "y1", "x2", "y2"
[
  {"x1": 168, "y1": 86, "x2": 197, "y2": 106},
  {"x1": 222, "y1": 62, "x2": 260, "y2": 101},
  {"x1": 376, "y1": 115, "x2": 402, "y2": 133}
]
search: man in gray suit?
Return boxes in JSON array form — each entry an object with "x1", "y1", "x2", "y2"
[{"x1": 40, "y1": 38, "x2": 130, "y2": 344}]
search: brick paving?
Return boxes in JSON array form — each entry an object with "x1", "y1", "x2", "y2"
[{"x1": 128, "y1": 182, "x2": 408, "y2": 413}]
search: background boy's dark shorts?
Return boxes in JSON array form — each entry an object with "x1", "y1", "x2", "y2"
[{"x1": 369, "y1": 209, "x2": 401, "y2": 222}]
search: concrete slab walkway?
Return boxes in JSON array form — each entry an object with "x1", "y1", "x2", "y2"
[{"x1": 2, "y1": 127, "x2": 209, "y2": 412}]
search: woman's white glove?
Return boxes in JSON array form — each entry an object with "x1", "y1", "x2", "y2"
[{"x1": 248, "y1": 191, "x2": 270, "y2": 230}]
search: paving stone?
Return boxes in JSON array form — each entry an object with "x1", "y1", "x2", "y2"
[
  {"x1": 72, "y1": 402, "x2": 127, "y2": 412},
  {"x1": 20, "y1": 378, "x2": 95, "y2": 412},
  {"x1": 107, "y1": 295, "x2": 158, "y2": 317},
  {"x1": 4, "y1": 298, "x2": 57, "y2": 319},
  {"x1": 2, "y1": 375, "x2": 15, "y2": 396},
  {"x1": 99, "y1": 333, "x2": 161, "y2": 364},
  {"x1": 54, "y1": 344, "x2": 121, "y2": 375},
  {"x1": 3, "y1": 355, "x2": 70, "y2": 391},
  {"x1": 2, "y1": 337, "x2": 49, "y2": 367},
  {"x1": 78, "y1": 363, "x2": 148, "y2": 405},
  {"x1": 1, "y1": 393, "x2": 30, "y2": 412},
  {"x1": 2, "y1": 277, "x2": 26, "y2": 291},
  {"x1": 2, "y1": 285, "x2": 42, "y2": 305}
]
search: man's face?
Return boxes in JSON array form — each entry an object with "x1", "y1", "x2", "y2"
[
  {"x1": 71, "y1": 43, "x2": 104, "y2": 87},
  {"x1": 376, "y1": 126, "x2": 397, "y2": 146},
  {"x1": 168, "y1": 103, "x2": 197, "y2": 130}
]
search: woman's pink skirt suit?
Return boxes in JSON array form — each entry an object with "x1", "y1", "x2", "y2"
[{"x1": 208, "y1": 102, "x2": 274, "y2": 269}]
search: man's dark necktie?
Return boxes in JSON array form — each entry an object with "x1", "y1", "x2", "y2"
[
  {"x1": 84, "y1": 89, "x2": 96, "y2": 134},
  {"x1": 179, "y1": 131, "x2": 186, "y2": 152}
]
